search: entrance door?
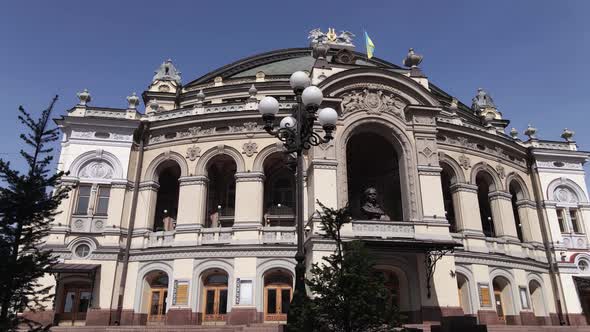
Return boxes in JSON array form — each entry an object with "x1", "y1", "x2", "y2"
[
  {"x1": 148, "y1": 288, "x2": 168, "y2": 322},
  {"x1": 203, "y1": 286, "x2": 228, "y2": 322},
  {"x1": 265, "y1": 285, "x2": 291, "y2": 322},
  {"x1": 60, "y1": 287, "x2": 92, "y2": 324},
  {"x1": 494, "y1": 290, "x2": 505, "y2": 321}
]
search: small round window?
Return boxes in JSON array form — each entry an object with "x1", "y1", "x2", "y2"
[
  {"x1": 579, "y1": 260, "x2": 589, "y2": 272},
  {"x1": 74, "y1": 243, "x2": 91, "y2": 258}
]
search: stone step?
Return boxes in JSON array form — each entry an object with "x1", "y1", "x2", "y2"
[{"x1": 50, "y1": 325, "x2": 283, "y2": 332}]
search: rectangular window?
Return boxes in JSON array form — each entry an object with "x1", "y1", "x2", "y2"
[
  {"x1": 75, "y1": 185, "x2": 92, "y2": 215},
  {"x1": 570, "y1": 209, "x2": 581, "y2": 233},
  {"x1": 95, "y1": 186, "x2": 110, "y2": 215},
  {"x1": 239, "y1": 280, "x2": 253, "y2": 305},
  {"x1": 557, "y1": 209, "x2": 567, "y2": 233}
]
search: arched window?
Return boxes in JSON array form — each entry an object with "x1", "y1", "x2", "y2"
[
  {"x1": 476, "y1": 172, "x2": 495, "y2": 237},
  {"x1": 347, "y1": 132, "x2": 402, "y2": 221},
  {"x1": 141, "y1": 270, "x2": 169, "y2": 323},
  {"x1": 206, "y1": 155, "x2": 237, "y2": 228},
  {"x1": 528, "y1": 280, "x2": 547, "y2": 318},
  {"x1": 440, "y1": 164, "x2": 457, "y2": 232},
  {"x1": 153, "y1": 162, "x2": 180, "y2": 231},
  {"x1": 374, "y1": 270, "x2": 400, "y2": 309},
  {"x1": 456, "y1": 273, "x2": 472, "y2": 315},
  {"x1": 201, "y1": 270, "x2": 228, "y2": 323},
  {"x1": 263, "y1": 270, "x2": 293, "y2": 322},
  {"x1": 492, "y1": 276, "x2": 514, "y2": 322},
  {"x1": 509, "y1": 181, "x2": 525, "y2": 242},
  {"x1": 263, "y1": 153, "x2": 295, "y2": 226}
]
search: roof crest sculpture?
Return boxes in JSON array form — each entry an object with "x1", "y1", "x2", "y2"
[{"x1": 153, "y1": 59, "x2": 182, "y2": 83}]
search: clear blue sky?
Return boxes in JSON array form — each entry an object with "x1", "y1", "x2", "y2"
[{"x1": 0, "y1": 1, "x2": 589, "y2": 179}]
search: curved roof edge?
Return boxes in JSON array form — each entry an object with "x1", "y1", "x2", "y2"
[{"x1": 185, "y1": 47, "x2": 403, "y2": 87}]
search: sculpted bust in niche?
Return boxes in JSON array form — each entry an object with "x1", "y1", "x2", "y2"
[{"x1": 361, "y1": 187, "x2": 390, "y2": 221}]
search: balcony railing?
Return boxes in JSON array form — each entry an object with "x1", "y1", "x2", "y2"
[
  {"x1": 349, "y1": 220, "x2": 415, "y2": 239},
  {"x1": 201, "y1": 227, "x2": 234, "y2": 245},
  {"x1": 260, "y1": 226, "x2": 296, "y2": 244}
]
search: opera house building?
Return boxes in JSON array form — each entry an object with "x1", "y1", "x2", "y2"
[{"x1": 27, "y1": 30, "x2": 590, "y2": 330}]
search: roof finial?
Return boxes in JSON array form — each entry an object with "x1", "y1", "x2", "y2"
[
  {"x1": 127, "y1": 92, "x2": 139, "y2": 109},
  {"x1": 77, "y1": 88, "x2": 91, "y2": 106},
  {"x1": 524, "y1": 124, "x2": 538, "y2": 140},
  {"x1": 196, "y1": 89, "x2": 206, "y2": 102},
  {"x1": 248, "y1": 84, "x2": 258, "y2": 101},
  {"x1": 561, "y1": 128, "x2": 575, "y2": 142},
  {"x1": 403, "y1": 48, "x2": 424, "y2": 77},
  {"x1": 509, "y1": 127, "x2": 519, "y2": 140}
]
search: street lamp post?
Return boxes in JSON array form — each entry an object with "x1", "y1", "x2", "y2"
[{"x1": 258, "y1": 71, "x2": 337, "y2": 327}]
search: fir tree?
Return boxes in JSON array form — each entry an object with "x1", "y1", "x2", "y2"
[
  {"x1": 0, "y1": 96, "x2": 71, "y2": 331},
  {"x1": 304, "y1": 202, "x2": 407, "y2": 332}
]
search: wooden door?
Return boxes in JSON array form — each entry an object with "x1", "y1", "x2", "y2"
[
  {"x1": 494, "y1": 290, "x2": 505, "y2": 321},
  {"x1": 264, "y1": 285, "x2": 291, "y2": 321},
  {"x1": 203, "y1": 286, "x2": 228, "y2": 322},
  {"x1": 148, "y1": 288, "x2": 168, "y2": 322},
  {"x1": 60, "y1": 287, "x2": 91, "y2": 324}
]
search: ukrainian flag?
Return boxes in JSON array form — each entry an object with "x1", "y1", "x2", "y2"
[{"x1": 365, "y1": 31, "x2": 375, "y2": 59}]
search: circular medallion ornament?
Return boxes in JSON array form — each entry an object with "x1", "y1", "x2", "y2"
[
  {"x1": 95, "y1": 220, "x2": 104, "y2": 230},
  {"x1": 74, "y1": 219, "x2": 84, "y2": 230},
  {"x1": 556, "y1": 188, "x2": 571, "y2": 202}
]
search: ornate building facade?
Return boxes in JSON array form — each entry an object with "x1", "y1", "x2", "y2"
[{"x1": 29, "y1": 30, "x2": 590, "y2": 328}]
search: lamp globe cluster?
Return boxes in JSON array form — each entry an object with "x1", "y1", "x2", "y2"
[{"x1": 257, "y1": 71, "x2": 338, "y2": 131}]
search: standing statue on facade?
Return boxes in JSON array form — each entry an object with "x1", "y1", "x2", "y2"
[{"x1": 360, "y1": 187, "x2": 390, "y2": 220}]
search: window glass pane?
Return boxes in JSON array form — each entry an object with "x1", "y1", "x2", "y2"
[
  {"x1": 557, "y1": 209, "x2": 566, "y2": 233},
  {"x1": 281, "y1": 289, "x2": 291, "y2": 314},
  {"x1": 150, "y1": 292, "x2": 160, "y2": 315},
  {"x1": 78, "y1": 291, "x2": 91, "y2": 313},
  {"x1": 205, "y1": 290, "x2": 215, "y2": 314},
  {"x1": 219, "y1": 289, "x2": 228, "y2": 314},
  {"x1": 570, "y1": 210, "x2": 580, "y2": 233},
  {"x1": 96, "y1": 197, "x2": 109, "y2": 215},
  {"x1": 267, "y1": 289, "x2": 277, "y2": 314},
  {"x1": 98, "y1": 186, "x2": 110, "y2": 198},
  {"x1": 75, "y1": 185, "x2": 91, "y2": 215},
  {"x1": 63, "y1": 291, "x2": 76, "y2": 312}
]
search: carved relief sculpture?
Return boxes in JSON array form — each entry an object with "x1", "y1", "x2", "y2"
[{"x1": 340, "y1": 89, "x2": 406, "y2": 117}]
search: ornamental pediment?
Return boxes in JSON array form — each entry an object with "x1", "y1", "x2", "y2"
[{"x1": 337, "y1": 84, "x2": 408, "y2": 119}]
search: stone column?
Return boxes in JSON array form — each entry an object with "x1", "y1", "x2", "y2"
[
  {"x1": 516, "y1": 199, "x2": 543, "y2": 245},
  {"x1": 175, "y1": 176, "x2": 207, "y2": 243},
  {"x1": 167, "y1": 259, "x2": 195, "y2": 325},
  {"x1": 489, "y1": 191, "x2": 519, "y2": 241},
  {"x1": 132, "y1": 181, "x2": 159, "y2": 247},
  {"x1": 450, "y1": 183, "x2": 481, "y2": 234},
  {"x1": 233, "y1": 172, "x2": 264, "y2": 244}
]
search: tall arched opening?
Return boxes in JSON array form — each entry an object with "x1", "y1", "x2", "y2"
[
  {"x1": 456, "y1": 273, "x2": 472, "y2": 315},
  {"x1": 140, "y1": 270, "x2": 169, "y2": 323},
  {"x1": 153, "y1": 161, "x2": 180, "y2": 231},
  {"x1": 509, "y1": 181, "x2": 525, "y2": 242},
  {"x1": 263, "y1": 152, "x2": 295, "y2": 226},
  {"x1": 528, "y1": 280, "x2": 547, "y2": 319},
  {"x1": 206, "y1": 155, "x2": 237, "y2": 227},
  {"x1": 201, "y1": 269, "x2": 229, "y2": 324},
  {"x1": 492, "y1": 276, "x2": 514, "y2": 322},
  {"x1": 440, "y1": 163, "x2": 457, "y2": 232},
  {"x1": 346, "y1": 131, "x2": 402, "y2": 221},
  {"x1": 263, "y1": 269, "x2": 293, "y2": 323},
  {"x1": 476, "y1": 172, "x2": 495, "y2": 237}
]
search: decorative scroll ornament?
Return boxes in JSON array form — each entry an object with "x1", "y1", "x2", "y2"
[
  {"x1": 79, "y1": 161, "x2": 114, "y2": 179},
  {"x1": 340, "y1": 89, "x2": 405, "y2": 117},
  {"x1": 242, "y1": 142, "x2": 258, "y2": 157},
  {"x1": 186, "y1": 146, "x2": 201, "y2": 161}
]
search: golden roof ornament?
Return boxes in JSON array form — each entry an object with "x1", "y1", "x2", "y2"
[
  {"x1": 326, "y1": 28, "x2": 337, "y2": 42},
  {"x1": 308, "y1": 28, "x2": 355, "y2": 50}
]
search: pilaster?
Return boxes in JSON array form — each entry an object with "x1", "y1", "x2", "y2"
[
  {"x1": 489, "y1": 191, "x2": 519, "y2": 242},
  {"x1": 177, "y1": 176, "x2": 208, "y2": 230}
]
